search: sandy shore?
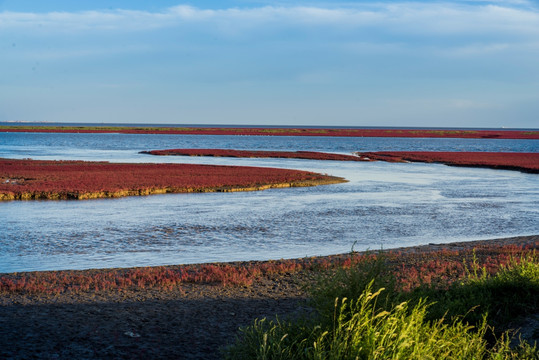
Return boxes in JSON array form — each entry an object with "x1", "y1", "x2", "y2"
[{"x1": 1, "y1": 235, "x2": 537, "y2": 359}]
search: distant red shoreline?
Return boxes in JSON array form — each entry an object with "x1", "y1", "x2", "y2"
[
  {"x1": 1, "y1": 125, "x2": 538, "y2": 139},
  {"x1": 141, "y1": 148, "x2": 363, "y2": 161},
  {"x1": 355, "y1": 151, "x2": 539, "y2": 174},
  {"x1": 142, "y1": 148, "x2": 539, "y2": 173}
]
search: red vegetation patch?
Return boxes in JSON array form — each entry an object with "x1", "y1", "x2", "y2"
[
  {"x1": 355, "y1": 151, "x2": 539, "y2": 173},
  {"x1": 0, "y1": 158, "x2": 345, "y2": 200},
  {"x1": 1, "y1": 126, "x2": 538, "y2": 139},
  {"x1": 141, "y1": 149, "x2": 362, "y2": 161},
  {"x1": 0, "y1": 242, "x2": 536, "y2": 295}
]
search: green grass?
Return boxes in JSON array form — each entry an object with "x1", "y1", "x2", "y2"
[
  {"x1": 407, "y1": 252, "x2": 539, "y2": 328},
  {"x1": 224, "y1": 251, "x2": 538, "y2": 359},
  {"x1": 308, "y1": 253, "x2": 400, "y2": 319}
]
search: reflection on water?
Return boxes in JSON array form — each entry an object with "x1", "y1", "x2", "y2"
[{"x1": 0, "y1": 133, "x2": 538, "y2": 272}]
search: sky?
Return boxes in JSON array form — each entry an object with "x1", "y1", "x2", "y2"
[{"x1": 0, "y1": 0, "x2": 538, "y2": 128}]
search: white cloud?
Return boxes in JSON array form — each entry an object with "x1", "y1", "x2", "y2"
[
  {"x1": 0, "y1": 2, "x2": 537, "y2": 38},
  {"x1": 460, "y1": 0, "x2": 534, "y2": 5}
]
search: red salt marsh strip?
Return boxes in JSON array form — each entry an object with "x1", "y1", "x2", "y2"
[
  {"x1": 0, "y1": 158, "x2": 346, "y2": 200},
  {"x1": 1, "y1": 241, "x2": 535, "y2": 295},
  {"x1": 355, "y1": 151, "x2": 539, "y2": 173},
  {"x1": 1, "y1": 125, "x2": 538, "y2": 139},
  {"x1": 141, "y1": 149, "x2": 363, "y2": 161}
]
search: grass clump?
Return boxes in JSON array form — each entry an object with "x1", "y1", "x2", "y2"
[
  {"x1": 224, "y1": 250, "x2": 538, "y2": 359},
  {"x1": 409, "y1": 251, "x2": 539, "y2": 328},
  {"x1": 308, "y1": 252, "x2": 399, "y2": 319},
  {"x1": 226, "y1": 285, "x2": 537, "y2": 359}
]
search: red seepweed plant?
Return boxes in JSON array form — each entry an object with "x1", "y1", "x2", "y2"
[
  {"x1": 143, "y1": 149, "x2": 539, "y2": 173},
  {"x1": 141, "y1": 148, "x2": 363, "y2": 161},
  {"x1": 1, "y1": 126, "x2": 538, "y2": 139},
  {"x1": 0, "y1": 242, "x2": 536, "y2": 296},
  {"x1": 0, "y1": 158, "x2": 345, "y2": 200},
  {"x1": 355, "y1": 151, "x2": 539, "y2": 173}
]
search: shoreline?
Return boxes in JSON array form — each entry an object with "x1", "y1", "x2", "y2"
[
  {"x1": 1, "y1": 235, "x2": 537, "y2": 360},
  {"x1": 1, "y1": 125, "x2": 538, "y2": 139},
  {"x1": 2, "y1": 234, "x2": 536, "y2": 295},
  {"x1": 141, "y1": 149, "x2": 539, "y2": 173},
  {"x1": 140, "y1": 148, "x2": 363, "y2": 161},
  {"x1": 2, "y1": 234, "x2": 538, "y2": 276},
  {"x1": 355, "y1": 151, "x2": 539, "y2": 174},
  {"x1": 0, "y1": 158, "x2": 345, "y2": 201}
]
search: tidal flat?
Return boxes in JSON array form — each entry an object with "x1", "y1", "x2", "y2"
[
  {"x1": 0, "y1": 128, "x2": 537, "y2": 358},
  {"x1": 1, "y1": 236, "x2": 537, "y2": 359}
]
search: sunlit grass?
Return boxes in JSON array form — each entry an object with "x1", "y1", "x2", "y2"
[{"x1": 224, "y1": 250, "x2": 538, "y2": 359}]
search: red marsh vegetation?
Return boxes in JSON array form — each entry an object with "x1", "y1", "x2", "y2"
[
  {"x1": 0, "y1": 242, "x2": 535, "y2": 295},
  {"x1": 144, "y1": 149, "x2": 539, "y2": 173},
  {"x1": 1, "y1": 125, "x2": 537, "y2": 139},
  {"x1": 141, "y1": 148, "x2": 363, "y2": 161},
  {"x1": 355, "y1": 151, "x2": 539, "y2": 173},
  {"x1": 0, "y1": 158, "x2": 345, "y2": 200}
]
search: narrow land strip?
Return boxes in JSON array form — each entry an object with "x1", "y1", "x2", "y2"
[
  {"x1": 142, "y1": 148, "x2": 539, "y2": 173},
  {"x1": 141, "y1": 148, "x2": 363, "y2": 161},
  {"x1": 355, "y1": 151, "x2": 539, "y2": 173},
  {"x1": 0, "y1": 158, "x2": 346, "y2": 200},
  {"x1": 1, "y1": 125, "x2": 538, "y2": 139}
]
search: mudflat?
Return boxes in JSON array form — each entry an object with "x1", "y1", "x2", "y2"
[{"x1": 1, "y1": 235, "x2": 537, "y2": 360}]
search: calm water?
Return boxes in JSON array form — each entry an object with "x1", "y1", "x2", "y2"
[{"x1": 1, "y1": 132, "x2": 538, "y2": 273}]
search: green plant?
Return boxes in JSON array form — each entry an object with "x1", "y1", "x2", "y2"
[
  {"x1": 225, "y1": 251, "x2": 539, "y2": 359},
  {"x1": 408, "y1": 251, "x2": 538, "y2": 327},
  {"x1": 308, "y1": 253, "x2": 399, "y2": 320},
  {"x1": 225, "y1": 285, "x2": 537, "y2": 359}
]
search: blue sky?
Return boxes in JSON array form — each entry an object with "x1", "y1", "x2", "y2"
[{"x1": 1, "y1": 1, "x2": 538, "y2": 127}]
